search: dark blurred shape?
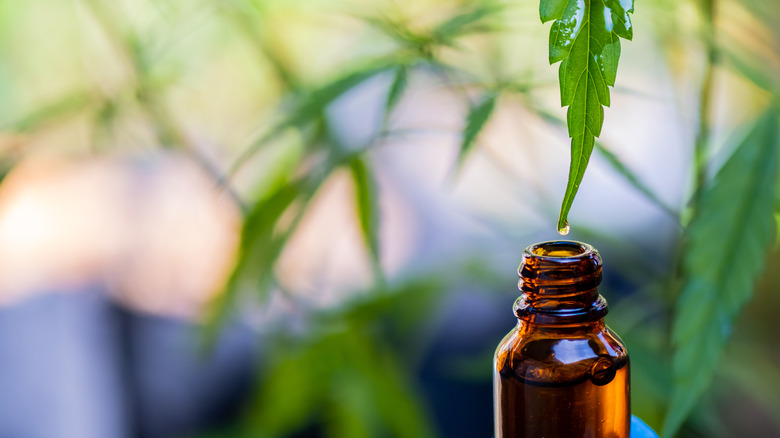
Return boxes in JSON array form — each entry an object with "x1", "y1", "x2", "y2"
[
  {"x1": 0, "y1": 153, "x2": 255, "y2": 437},
  {"x1": 419, "y1": 290, "x2": 509, "y2": 438},
  {"x1": 121, "y1": 309, "x2": 256, "y2": 438},
  {"x1": 0, "y1": 288, "x2": 257, "y2": 438},
  {"x1": 0, "y1": 288, "x2": 128, "y2": 438}
]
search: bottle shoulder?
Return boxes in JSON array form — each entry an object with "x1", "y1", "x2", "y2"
[
  {"x1": 494, "y1": 321, "x2": 628, "y2": 386},
  {"x1": 497, "y1": 322, "x2": 628, "y2": 355}
]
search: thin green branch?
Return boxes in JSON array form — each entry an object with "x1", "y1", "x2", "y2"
[
  {"x1": 82, "y1": 0, "x2": 246, "y2": 210},
  {"x1": 691, "y1": 0, "x2": 718, "y2": 212}
]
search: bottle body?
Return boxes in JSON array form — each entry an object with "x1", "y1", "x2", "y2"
[{"x1": 493, "y1": 241, "x2": 630, "y2": 438}]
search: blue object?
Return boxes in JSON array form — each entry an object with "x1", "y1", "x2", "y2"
[
  {"x1": 490, "y1": 415, "x2": 658, "y2": 438},
  {"x1": 631, "y1": 415, "x2": 659, "y2": 438}
]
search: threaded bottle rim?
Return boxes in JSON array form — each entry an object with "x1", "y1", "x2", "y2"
[
  {"x1": 519, "y1": 241, "x2": 602, "y2": 291},
  {"x1": 515, "y1": 240, "x2": 607, "y2": 323}
]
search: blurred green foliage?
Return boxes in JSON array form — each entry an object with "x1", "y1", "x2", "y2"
[
  {"x1": 666, "y1": 110, "x2": 779, "y2": 436},
  {"x1": 1, "y1": 0, "x2": 780, "y2": 437}
]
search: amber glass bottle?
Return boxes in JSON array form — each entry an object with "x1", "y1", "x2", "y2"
[{"x1": 494, "y1": 241, "x2": 629, "y2": 438}]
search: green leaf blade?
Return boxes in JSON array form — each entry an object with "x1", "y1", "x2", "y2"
[
  {"x1": 232, "y1": 60, "x2": 397, "y2": 174},
  {"x1": 604, "y1": 0, "x2": 634, "y2": 40},
  {"x1": 384, "y1": 65, "x2": 408, "y2": 120},
  {"x1": 204, "y1": 180, "x2": 306, "y2": 344},
  {"x1": 558, "y1": 132, "x2": 596, "y2": 231},
  {"x1": 548, "y1": 0, "x2": 586, "y2": 64},
  {"x1": 544, "y1": 0, "x2": 633, "y2": 231},
  {"x1": 595, "y1": 32, "x2": 621, "y2": 86},
  {"x1": 432, "y1": 1, "x2": 503, "y2": 45},
  {"x1": 350, "y1": 156, "x2": 381, "y2": 274},
  {"x1": 559, "y1": 59, "x2": 574, "y2": 106},
  {"x1": 288, "y1": 62, "x2": 396, "y2": 129},
  {"x1": 663, "y1": 111, "x2": 780, "y2": 437},
  {"x1": 589, "y1": 57, "x2": 610, "y2": 107},
  {"x1": 540, "y1": 0, "x2": 570, "y2": 23},
  {"x1": 458, "y1": 92, "x2": 498, "y2": 164}
]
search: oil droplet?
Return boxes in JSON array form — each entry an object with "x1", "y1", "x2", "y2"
[{"x1": 558, "y1": 222, "x2": 570, "y2": 236}]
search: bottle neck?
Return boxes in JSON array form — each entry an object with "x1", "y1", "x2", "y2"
[
  {"x1": 515, "y1": 319, "x2": 606, "y2": 334},
  {"x1": 514, "y1": 241, "x2": 608, "y2": 324}
]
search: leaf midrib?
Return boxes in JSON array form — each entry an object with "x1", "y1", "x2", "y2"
[{"x1": 560, "y1": 2, "x2": 594, "y2": 218}]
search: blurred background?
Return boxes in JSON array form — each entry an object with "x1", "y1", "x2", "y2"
[{"x1": 0, "y1": 0, "x2": 778, "y2": 437}]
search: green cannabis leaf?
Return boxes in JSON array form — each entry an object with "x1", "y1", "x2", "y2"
[
  {"x1": 350, "y1": 156, "x2": 382, "y2": 281},
  {"x1": 231, "y1": 60, "x2": 397, "y2": 173},
  {"x1": 457, "y1": 92, "x2": 498, "y2": 166},
  {"x1": 206, "y1": 180, "x2": 306, "y2": 335},
  {"x1": 541, "y1": 0, "x2": 634, "y2": 231},
  {"x1": 247, "y1": 281, "x2": 443, "y2": 438},
  {"x1": 431, "y1": 1, "x2": 503, "y2": 46},
  {"x1": 663, "y1": 111, "x2": 779, "y2": 437},
  {"x1": 384, "y1": 64, "x2": 409, "y2": 121}
]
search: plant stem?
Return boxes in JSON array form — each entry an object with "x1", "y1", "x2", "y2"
[
  {"x1": 664, "y1": 1, "x2": 720, "y2": 431},
  {"x1": 83, "y1": 0, "x2": 247, "y2": 211},
  {"x1": 667, "y1": 0, "x2": 720, "y2": 386},
  {"x1": 691, "y1": 0, "x2": 718, "y2": 212}
]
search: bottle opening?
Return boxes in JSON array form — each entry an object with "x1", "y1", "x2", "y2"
[{"x1": 531, "y1": 241, "x2": 588, "y2": 258}]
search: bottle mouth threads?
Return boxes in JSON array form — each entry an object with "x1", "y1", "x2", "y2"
[
  {"x1": 519, "y1": 241, "x2": 602, "y2": 291},
  {"x1": 515, "y1": 240, "x2": 607, "y2": 323}
]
